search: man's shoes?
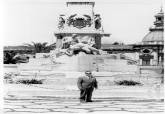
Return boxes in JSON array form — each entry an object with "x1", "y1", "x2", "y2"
[{"x1": 80, "y1": 99, "x2": 86, "y2": 103}]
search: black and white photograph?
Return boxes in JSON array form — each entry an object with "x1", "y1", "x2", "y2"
[{"x1": 1, "y1": 0, "x2": 164, "y2": 114}]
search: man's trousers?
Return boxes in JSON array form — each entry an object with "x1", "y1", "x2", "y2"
[{"x1": 80, "y1": 87, "x2": 94, "y2": 102}]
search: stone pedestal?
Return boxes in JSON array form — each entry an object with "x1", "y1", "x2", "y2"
[{"x1": 95, "y1": 35, "x2": 101, "y2": 49}]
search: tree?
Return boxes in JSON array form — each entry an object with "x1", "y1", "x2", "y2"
[
  {"x1": 24, "y1": 42, "x2": 50, "y2": 53},
  {"x1": 4, "y1": 52, "x2": 16, "y2": 64}
]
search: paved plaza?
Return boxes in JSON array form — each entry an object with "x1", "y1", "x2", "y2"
[
  {"x1": 3, "y1": 84, "x2": 164, "y2": 114},
  {"x1": 4, "y1": 95, "x2": 164, "y2": 114}
]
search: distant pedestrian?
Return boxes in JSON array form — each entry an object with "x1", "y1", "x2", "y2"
[{"x1": 77, "y1": 71, "x2": 98, "y2": 102}]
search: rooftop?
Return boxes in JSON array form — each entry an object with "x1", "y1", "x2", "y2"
[
  {"x1": 66, "y1": 2, "x2": 95, "y2": 7},
  {"x1": 142, "y1": 31, "x2": 164, "y2": 43},
  {"x1": 4, "y1": 46, "x2": 34, "y2": 51},
  {"x1": 142, "y1": 8, "x2": 164, "y2": 44},
  {"x1": 101, "y1": 44, "x2": 133, "y2": 50}
]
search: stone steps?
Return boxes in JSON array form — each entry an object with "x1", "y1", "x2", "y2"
[
  {"x1": 17, "y1": 54, "x2": 138, "y2": 72},
  {"x1": 9, "y1": 71, "x2": 162, "y2": 90},
  {"x1": 5, "y1": 84, "x2": 164, "y2": 100}
]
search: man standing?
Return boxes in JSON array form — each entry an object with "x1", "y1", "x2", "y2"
[{"x1": 77, "y1": 71, "x2": 98, "y2": 102}]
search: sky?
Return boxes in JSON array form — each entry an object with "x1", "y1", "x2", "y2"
[{"x1": 2, "y1": 0, "x2": 164, "y2": 46}]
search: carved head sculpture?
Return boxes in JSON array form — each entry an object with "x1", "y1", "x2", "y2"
[{"x1": 58, "y1": 15, "x2": 65, "y2": 29}]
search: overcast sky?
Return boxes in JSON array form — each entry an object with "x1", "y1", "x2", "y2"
[{"x1": 3, "y1": 0, "x2": 163, "y2": 46}]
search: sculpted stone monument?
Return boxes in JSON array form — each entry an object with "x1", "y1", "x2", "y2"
[
  {"x1": 18, "y1": 2, "x2": 138, "y2": 73},
  {"x1": 52, "y1": 2, "x2": 110, "y2": 58},
  {"x1": 17, "y1": 2, "x2": 111, "y2": 73},
  {"x1": 16, "y1": 2, "x2": 140, "y2": 90}
]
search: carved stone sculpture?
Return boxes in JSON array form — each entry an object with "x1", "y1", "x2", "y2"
[
  {"x1": 94, "y1": 14, "x2": 101, "y2": 29},
  {"x1": 58, "y1": 15, "x2": 65, "y2": 29}
]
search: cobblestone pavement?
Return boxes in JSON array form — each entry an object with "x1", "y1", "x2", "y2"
[{"x1": 4, "y1": 96, "x2": 164, "y2": 114}]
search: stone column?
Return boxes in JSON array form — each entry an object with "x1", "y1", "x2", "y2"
[
  {"x1": 159, "y1": 56, "x2": 162, "y2": 65},
  {"x1": 95, "y1": 35, "x2": 101, "y2": 49},
  {"x1": 55, "y1": 34, "x2": 63, "y2": 49},
  {"x1": 153, "y1": 51, "x2": 158, "y2": 65},
  {"x1": 140, "y1": 59, "x2": 142, "y2": 66}
]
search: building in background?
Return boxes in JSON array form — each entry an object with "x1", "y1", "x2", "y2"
[{"x1": 133, "y1": 8, "x2": 164, "y2": 66}]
